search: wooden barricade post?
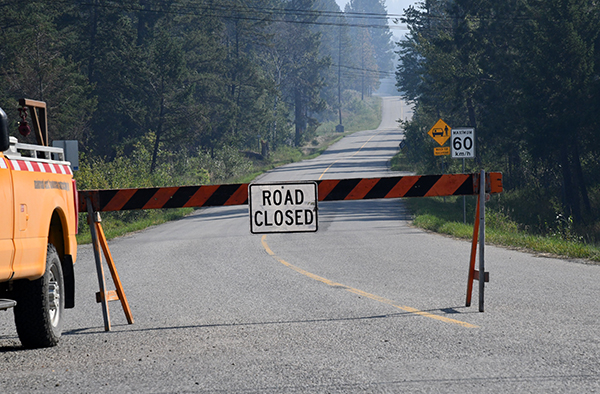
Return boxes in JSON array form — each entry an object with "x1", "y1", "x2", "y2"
[
  {"x1": 465, "y1": 170, "x2": 490, "y2": 311},
  {"x1": 85, "y1": 196, "x2": 134, "y2": 331},
  {"x1": 465, "y1": 197, "x2": 480, "y2": 307}
]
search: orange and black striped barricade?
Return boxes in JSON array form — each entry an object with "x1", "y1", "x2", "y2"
[
  {"x1": 80, "y1": 172, "x2": 502, "y2": 328},
  {"x1": 79, "y1": 174, "x2": 502, "y2": 212}
]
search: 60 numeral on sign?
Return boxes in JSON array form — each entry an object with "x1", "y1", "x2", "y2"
[{"x1": 453, "y1": 136, "x2": 473, "y2": 151}]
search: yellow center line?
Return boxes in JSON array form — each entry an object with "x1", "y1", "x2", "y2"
[
  {"x1": 318, "y1": 131, "x2": 382, "y2": 180},
  {"x1": 261, "y1": 235, "x2": 479, "y2": 329}
]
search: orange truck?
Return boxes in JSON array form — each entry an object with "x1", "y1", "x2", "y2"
[{"x1": 0, "y1": 100, "x2": 78, "y2": 348}]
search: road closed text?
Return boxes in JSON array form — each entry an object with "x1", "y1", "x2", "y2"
[
  {"x1": 249, "y1": 183, "x2": 318, "y2": 234},
  {"x1": 254, "y1": 208, "x2": 314, "y2": 227}
]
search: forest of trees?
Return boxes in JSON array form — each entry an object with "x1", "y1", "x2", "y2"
[
  {"x1": 395, "y1": 0, "x2": 600, "y2": 242},
  {"x1": 0, "y1": 0, "x2": 394, "y2": 176},
  {"x1": 8, "y1": 1, "x2": 595, "y2": 243}
]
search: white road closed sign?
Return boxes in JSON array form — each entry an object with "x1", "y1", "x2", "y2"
[
  {"x1": 451, "y1": 127, "x2": 476, "y2": 158},
  {"x1": 249, "y1": 182, "x2": 318, "y2": 234}
]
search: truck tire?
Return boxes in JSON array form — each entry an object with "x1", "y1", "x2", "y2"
[{"x1": 14, "y1": 244, "x2": 65, "y2": 348}]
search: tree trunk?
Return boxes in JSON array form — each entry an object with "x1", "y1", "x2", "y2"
[
  {"x1": 150, "y1": 79, "x2": 165, "y2": 174},
  {"x1": 572, "y1": 141, "x2": 591, "y2": 217},
  {"x1": 88, "y1": 0, "x2": 98, "y2": 81},
  {"x1": 294, "y1": 88, "x2": 304, "y2": 147},
  {"x1": 560, "y1": 147, "x2": 581, "y2": 223},
  {"x1": 466, "y1": 96, "x2": 476, "y2": 129},
  {"x1": 466, "y1": 97, "x2": 482, "y2": 167}
]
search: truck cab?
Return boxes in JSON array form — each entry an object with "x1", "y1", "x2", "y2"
[{"x1": 0, "y1": 101, "x2": 77, "y2": 348}]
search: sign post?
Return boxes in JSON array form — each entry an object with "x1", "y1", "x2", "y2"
[
  {"x1": 478, "y1": 170, "x2": 486, "y2": 312},
  {"x1": 249, "y1": 182, "x2": 318, "y2": 234}
]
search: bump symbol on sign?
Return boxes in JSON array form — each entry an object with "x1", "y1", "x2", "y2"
[{"x1": 428, "y1": 119, "x2": 451, "y2": 146}]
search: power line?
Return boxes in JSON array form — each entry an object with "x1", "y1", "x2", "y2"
[
  {"x1": 62, "y1": 0, "x2": 408, "y2": 30},
  {"x1": 333, "y1": 63, "x2": 396, "y2": 77}
]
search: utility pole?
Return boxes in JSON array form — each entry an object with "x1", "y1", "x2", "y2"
[
  {"x1": 336, "y1": 24, "x2": 344, "y2": 133},
  {"x1": 338, "y1": 26, "x2": 342, "y2": 126}
]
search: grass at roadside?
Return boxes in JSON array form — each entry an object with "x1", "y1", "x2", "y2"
[
  {"x1": 406, "y1": 196, "x2": 600, "y2": 263},
  {"x1": 390, "y1": 149, "x2": 600, "y2": 262},
  {"x1": 77, "y1": 208, "x2": 194, "y2": 244}
]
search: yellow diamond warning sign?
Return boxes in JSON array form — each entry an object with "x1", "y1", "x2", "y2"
[{"x1": 428, "y1": 119, "x2": 451, "y2": 146}]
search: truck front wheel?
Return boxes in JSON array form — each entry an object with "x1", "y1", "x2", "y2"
[{"x1": 14, "y1": 244, "x2": 65, "y2": 348}]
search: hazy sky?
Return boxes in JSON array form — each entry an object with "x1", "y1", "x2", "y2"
[{"x1": 334, "y1": 0, "x2": 418, "y2": 39}]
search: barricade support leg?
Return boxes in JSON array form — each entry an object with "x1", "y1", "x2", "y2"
[
  {"x1": 86, "y1": 198, "x2": 111, "y2": 331},
  {"x1": 94, "y1": 218, "x2": 134, "y2": 324},
  {"x1": 465, "y1": 171, "x2": 489, "y2": 311},
  {"x1": 465, "y1": 197, "x2": 480, "y2": 307},
  {"x1": 478, "y1": 170, "x2": 486, "y2": 312},
  {"x1": 86, "y1": 197, "x2": 134, "y2": 331}
]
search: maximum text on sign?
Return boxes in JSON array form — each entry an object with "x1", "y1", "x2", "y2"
[{"x1": 249, "y1": 182, "x2": 318, "y2": 234}]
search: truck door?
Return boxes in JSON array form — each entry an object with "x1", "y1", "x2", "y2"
[{"x1": 0, "y1": 154, "x2": 15, "y2": 280}]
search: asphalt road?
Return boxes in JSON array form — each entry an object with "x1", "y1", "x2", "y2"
[{"x1": 1, "y1": 96, "x2": 600, "y2": 393}]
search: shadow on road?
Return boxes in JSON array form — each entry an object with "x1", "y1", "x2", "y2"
[
  {"x1": 175, "y1": 198, "x2": 413, "y2": 226},
  {"x1": 61, "y1": 305, "x2": 477, "y2": 338}
]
